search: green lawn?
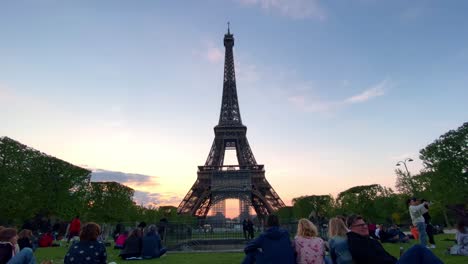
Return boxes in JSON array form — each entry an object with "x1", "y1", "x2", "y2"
[{"x1": 34, "y1": 234, "x2": 466, "y2": 264}]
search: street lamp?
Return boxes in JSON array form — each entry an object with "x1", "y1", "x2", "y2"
[{"x1": 396, "y1": 158, "x2": 413, "y2": 176}]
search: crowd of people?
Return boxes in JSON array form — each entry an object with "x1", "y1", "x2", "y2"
[
  {"x1": 242, "y1": 197, "x2": 468, "y2": 264},
  {"x1": 0, "y1": 197, "x2": 467, "y2": 264}
]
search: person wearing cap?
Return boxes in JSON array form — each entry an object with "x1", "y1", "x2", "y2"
[{"x1": 408, "y1": 198, "x2": 429, "y2": 247}]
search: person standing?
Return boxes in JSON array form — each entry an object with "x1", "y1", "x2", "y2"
[
  {"x1": 67, "y1": 216, "x2": 81, "y2": 244},
  {"x1": 242, "y1": 219, "x2": 249, "y2": 240},
  {"x1": 408, "y1": 198, "x2": 428, "y2": 247},
  {"x1": 421, "y1": 199, "x2": 436, "y2": 248},
  {"x1": 247, "y1": 219, "x2": 255, "y2": 240}
]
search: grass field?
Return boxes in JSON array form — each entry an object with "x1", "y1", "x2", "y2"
[{"x1": 34, "y1": 234, "x2": 467, "y2": 264}]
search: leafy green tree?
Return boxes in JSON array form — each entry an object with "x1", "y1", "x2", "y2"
[
  {"x1": 336, "y1": 184, "x2": 397, "y2": 223},
  {"x1": 276, "y1": 206, "x2": 294, "y2": 222},
  {"x1": 292, "y1": 195, "x2": 335, "y2": 219},
  {"x1": 87, "y1": 181, "x2": 136, "y2": 223},
  {"x1": 0, "y1": 137, "x2": 90, "y2": 224},
  {"x1": 419, "y1": 122, "x2": 468, "y2": 226}
]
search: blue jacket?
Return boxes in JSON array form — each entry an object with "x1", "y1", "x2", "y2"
[
  {"x1": 243, "y1": 226, "x2": 295, "y2": 264},
  {"x1": 329, "y1": 235, "x2": 353, "y2": 264},
  {"x1": 141, "y1": 232, "x2": 163, "y2": 258}
]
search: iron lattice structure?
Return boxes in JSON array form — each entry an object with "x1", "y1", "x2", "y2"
[{"x1": 177, "y1": 28, "x2": 285, "y2": 219}]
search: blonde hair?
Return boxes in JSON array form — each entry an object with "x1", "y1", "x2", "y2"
[
  {"x1": 296, "y1": 218, "x2": 318, "y2": 238},
  {"x1": 328, "y1": 217, "x2": 348, "y2": 237}
]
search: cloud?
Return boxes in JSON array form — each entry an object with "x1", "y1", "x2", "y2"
[
  {"x1": 89, "y1": 168, "x2": 182, "y2": 207},
  {"x1": 206, "y1": 47, "x2": 224, "y2": 63},
  {"x1": 0, "y1": 85, "x2": 16, "y2": 102},
  {"x1": 344, "y1": 79, "x2": 387, "y2": 104},
  {"x1": 236, "y1": 0, "x2": 326, "y2": 20},
  {"x1": 133, "y1": 190, "x2": 182, "y2": 207},
  {"x1": 236, "y1": 61, "x2": 260, "y2": 83},
  {"x1": 288, "y1": 79, "x2": 390, "y2": 113},
  {"x1": 90, "y1": 169, "x2": 159, "y2": 188}
]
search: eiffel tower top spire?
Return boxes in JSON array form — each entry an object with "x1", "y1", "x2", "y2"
[{"x1": 218, "y1": 25, "x2": 243, "y2": 127}]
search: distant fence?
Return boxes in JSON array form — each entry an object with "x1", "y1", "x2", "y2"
[{"x1": 100, "y1": 219, "x2": 329, "y2": 251}]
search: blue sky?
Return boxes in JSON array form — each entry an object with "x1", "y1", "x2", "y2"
[{"x1": 1, "y1": 0, "x2": 467, "y2": 211}]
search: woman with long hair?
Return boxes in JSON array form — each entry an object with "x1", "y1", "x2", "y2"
[
  {"x1": 294, "y1": 218, "x2": 325, "y2": 264},
  {"x1": 0, "y1": 227, "x2": 36, "y2": 264},
  {"x1": 17, "y1": 229, "x2": 34, "y2": 251},
  {"x1": 328, "y1": 217, "x2": 353, "y2": 264}
]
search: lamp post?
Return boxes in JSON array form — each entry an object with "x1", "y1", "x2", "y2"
[
  {"x1": 396, "y1": 158, "x2": 413, "y2": 176},
  {"x1": 396, "y1": 158, "x2": 415, "y2": 193}
]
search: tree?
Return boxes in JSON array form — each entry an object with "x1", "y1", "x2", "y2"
[
  {"x1": 87, "y1": 181, "x2": 136, "y2": 223},
  {"x1": 419, "y1": 122, "x2": 468, "y2": 226},
  {"x1": 292, "y1": 195, "x2": 335, "y2": 219},
  {"x1": 0, "y1": 137, "x2": 90, "y2": 224},
  {"x1": 336, "y1": 184, "x2": 397, "y2": 223}
]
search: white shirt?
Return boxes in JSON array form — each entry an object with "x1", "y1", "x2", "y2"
[{"x1": 409, "y1": 203, "x2": 426, "y2": 225}]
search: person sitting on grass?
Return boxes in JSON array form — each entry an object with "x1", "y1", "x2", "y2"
[
  {"x1": 449, "y1": 219, "x2": 468, "y2": 256},
  {"x1": 328, "y1": 217, "x2": 353, "y2": 264},
  {"x1": 64, "y1": 222, "x2": 107, "y2": 264},
  {"x1": 17, "y1": 229, "x2": 36, "y2": 252},
  {"x1": 294, "y1": 218, "x2": 325, "y2": 264},
  {"x1": 114, "y1": 230, "x2": 128, "y2": 249},
  {"x1": 0, "y1": 227, "x2": 36, "y2": 264},
  {"x1": 119, "y1": 229, "x2": 142, "y2": 260},
  {"x1": 378, "y1": 225, "x2": 400, "y2": 243},
  {"x1": 242, "y1": 214, "x2": 295, "y2": 264},
  {"x1": 346, "y1": 215, "x2": 443, "y2": 264},
  {"x1": 141, "y1": 225, "x2": 167, "y2": 259}
]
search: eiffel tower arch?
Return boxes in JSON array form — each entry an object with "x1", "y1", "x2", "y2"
[{"x1": 177, "y1": 27, "x2": 285, "y2": 219}]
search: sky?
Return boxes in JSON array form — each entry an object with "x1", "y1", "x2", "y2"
[{"x1": 1, "y1": 0, "x2": 467, "y2": 217}]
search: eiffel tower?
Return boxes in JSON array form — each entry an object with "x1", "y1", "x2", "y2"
[{"x1": 177, "y1": 26, "x2": 285, "y2": 219}]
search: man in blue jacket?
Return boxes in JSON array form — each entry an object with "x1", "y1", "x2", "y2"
[{"x1": 242, "y1": 214, "x2": 295, "y2": 264}]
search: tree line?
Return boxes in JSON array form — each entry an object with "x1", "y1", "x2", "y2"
[
  {"x1": 0, "y1": 137, "x2": 192, "y2": 226},
  {"x1": 0, "y1": 122, "x2": 466, "y2": 227},
  {"x1": 278, "y1": 122, "x2": 467, "y2": 227}
]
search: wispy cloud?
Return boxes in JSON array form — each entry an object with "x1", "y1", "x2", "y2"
[
  {"x1": 90, "y1": 169, "x2": 159, "y2": 188},
  {"x1": 133, "y1": 190, "x2": 182, "y2": 207},
  {"x1": 0, "y1": 85, "x2": 16, "y2": 102},
  {"x1": 89, "y1": 168, "x2": 181, "y2": 207},
  {"x1": 288, "y1": 79, "x2": 390, "y2": 113},
  {"x1": 206, "y1": 47, "x2": 224, "y2": 63},
  {"x1": 235, "y1": 0, "x2": 327, "y2": 20},
  {"x1": 344, "y1": 79, "x2": 387, "y2": 104}
]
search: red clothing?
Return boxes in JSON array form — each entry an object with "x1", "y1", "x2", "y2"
[
  {"x1": 115, "y1": 234, "x2": 128, "y2": 247},
  {"x1": 39, "y1": 233, "x2": 53, "y2": 247},
  {"x1": 69, "y1": 218, "x2": 81, "y2": 233},
  {"x1": 411, "y1": 226, "x2": 419, "y2": 240}
]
